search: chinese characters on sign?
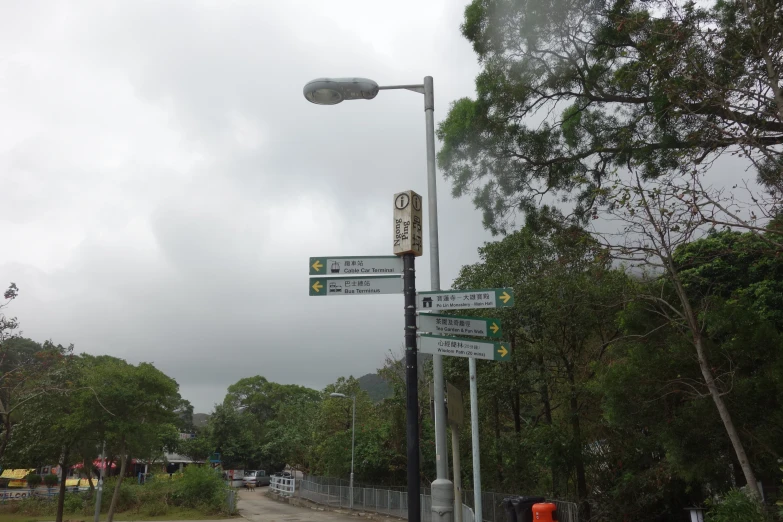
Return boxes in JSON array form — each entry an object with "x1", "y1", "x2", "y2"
[
  {"x1": 309, "y1": 275, "x2": 403, "y2": 296},
  {"x1": 416, "y1": 288, "x2": 514, "y2": 311},
  {"x1": 418, "y1": 334, "x2": 510, "y2": 361},
  {"x1": 309, "y1": 256, "x2": 404, "y2": 276},
  {"x1": 418, "y1": 313, "x2": 502, "y2": 338},
  {"x1": 393, "y1": 190, "x2": 423, "y2": 257}
]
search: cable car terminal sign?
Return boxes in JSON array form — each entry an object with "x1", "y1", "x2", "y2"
[{"x1": 307, "y1": 189, "x2": 514, "y2": 361}]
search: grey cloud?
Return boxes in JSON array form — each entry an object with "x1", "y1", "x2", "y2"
[{"x1": 2, "y1": 0, "x2": 493, "y2": 412}]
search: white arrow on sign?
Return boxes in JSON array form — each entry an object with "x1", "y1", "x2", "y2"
[{"x1": 418, "y1": 334, "x2": 510, "y2": 362}]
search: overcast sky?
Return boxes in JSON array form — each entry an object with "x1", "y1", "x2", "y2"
[{"x1": 0, "y1": 1, "x2": 498, "y2": 412}]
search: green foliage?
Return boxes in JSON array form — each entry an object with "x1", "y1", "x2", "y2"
[
  {"x1": 42, "y1": 474, "x2": 58, "y2": 488},
  {"x1": 171, "y1": 466, "x2": 226, "y2": 512},
  {"x1": 706, "y1": 489, "x2": 767, "y2": 522},
  {"x1": 24, "y1": 474, "x2": 42, "y2": 489},
  {"x1": 437, "y1": 0, "x2": 783, "y2": 232},
  {"x1": 62, "y1": 493, "x2": 85, "y2": 514}
]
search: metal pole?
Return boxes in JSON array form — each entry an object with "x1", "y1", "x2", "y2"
[
  {"x1": 469, "y1": 358, "x2": 482, "y2": 522},
  {"x1": 350, "y1": 395, "x2": 355, "y2": 510},
  {"x1": 93, "y1": 441, "x2": 105, "y2": 522},
  {"x1": 424, "y1": 75, "x2": 454, "y2": 522},
  {"x1": 404, "y1": 253, "x2": 420, "y2": 522},
  {"x1": 452, "y1": 426, "x2": 462, "y2": 522}
]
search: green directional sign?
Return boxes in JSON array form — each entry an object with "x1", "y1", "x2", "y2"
[
  {"x1": 417, "y1": 288, "x2": 514, "y2": 311},
  {"x1": 310, "y1": 275, "x2": 403, "y2": 296},
  {"x1": 418, "y1": 334, "x2": 511, "y2": 362},
  {"x1": 418, "y1": 313, "x2": 502, "y2": 339},
  {"x1": 309, "y1": 256, "x2": 404, "y2": 276}
]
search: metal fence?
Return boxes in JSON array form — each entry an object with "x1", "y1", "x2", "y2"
[
  {"x1": 459, "y1": 488, "x2": 578, "y2": 522},
  {"x1": 271, "y1": 476, "x2": 296, "y2": 496},
  {"x1": 301, "y1": 475, "x2": 577, "y2": 522},
  {"x1": 226, "y1": 488, "x2": 237, "y2": 513},
  {"x1": 300, "y1": 478, "x2": 474, "y2": 522}
]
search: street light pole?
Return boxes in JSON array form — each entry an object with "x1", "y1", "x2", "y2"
[
  {"x1": 420, "y1": 77, "x2": 454, "y2": 522},
  {"x1": 93, "y1": 441, "x2": 105, "y2": 522},
  {"x1": 350, "y1": 394, "x2": 355, "y2": 510},
  {"x1": 330, "y1": 393, "x2": 356, "y2": 510},
  {"x1": 305, "y1": 76, "x2": 454, "y2": 522}
]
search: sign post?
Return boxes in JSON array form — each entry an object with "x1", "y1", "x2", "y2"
[
  {"x1": 309, "y1": 275, "x2": 403, "y2": 296},
  {"x1": 447, "y1": 382, "x2": 464, "y2": 522},
  {"x1": 394, "y1": 190, "x2": 423, "y2": 522},
  {"x1": 416, "y1": 286, "x2": 513, "y2": 522},
  {"x1": 418, "y1": 335, "x2": 511, "y2": 361},
  {"x1": 418, "y1": 313, "x2": 502, "y2": 338},
  {"x1": 307, "y1": 189, "x2": 516, "y2": 522},
  {"x1": 309, "y1": 256, "x2": 404, "y2": 276},
  {"x1": 417, "y1": 288, "x2": 514, "y2": 311}
]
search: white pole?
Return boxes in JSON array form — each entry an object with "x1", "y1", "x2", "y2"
[
  {"x1": 350, "y1": 395, "x2": 355, "y2": 510},
  {"x1": 451, "y1": 425, "x2": 462, "y2": 522},
  {"x1": 469, "y1": 358, "x2": 482, "y2": 522},
  {"x1": 424, "y1": 75, "x2": 454, "y2": 522},
  {"x1": 93, "y1": 441, "x2": 105, "y2": 522}
]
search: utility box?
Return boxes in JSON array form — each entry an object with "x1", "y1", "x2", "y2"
[{"x1": 531, "y1": 503, "x2": 558, "y2": 521}]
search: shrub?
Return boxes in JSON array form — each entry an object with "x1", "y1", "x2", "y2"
[
  {"x1": 14, "y1": 497, "x2": 53, "y2": 516},
  {"x1": 24, "y1": 474, "x2": 42, "y2": 489},
  {"x1": 172, "y1": 466, "x2": 225, "y2": 512},
  {"x1": 43, "y1": 474, "x2": 58, "y2": 488},
  {"x1": 706, "y1": 489, "x2": 767, "y2": 522},
  {"x1": 143, "y1": 500, "x2": 170, "y2": 517},
  {"x1": 63, "y1": 493, "x2": 85, "y2": 514},
  {"x1": 100, "y1": 478, "x2": 140, "y2": 513}
]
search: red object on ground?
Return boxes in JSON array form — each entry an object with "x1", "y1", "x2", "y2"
[{"x1": 532, "y1": 503, "x2": 558, "y2": 521}]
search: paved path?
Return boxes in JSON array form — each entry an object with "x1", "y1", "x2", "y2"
[{"x1": 237, "y1": 488, "x2": 366, "y2": 522}]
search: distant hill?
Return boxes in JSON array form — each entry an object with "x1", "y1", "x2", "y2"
[
  {"x1": 192, "y1": 413, "x2": 210, "y2": 428},
  {"x1": 358, "y1": 373, "x2": 392, "y2": 402}
]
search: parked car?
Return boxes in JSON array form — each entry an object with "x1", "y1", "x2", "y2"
[{"x1": 244, "y1": 470, "x2": 269, "y2": 487}]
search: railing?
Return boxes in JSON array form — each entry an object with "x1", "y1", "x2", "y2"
[
  {"x1": 459, "y1": 489, "x2": 578, "y2": 522},
  {"x1": 300, "y1": 475, "x2": 577, "y2": 522},
  {"x1": 270, "y1": 476, "x2": 296, "y2": 496},
  {"x1": 299, "y1": 478, "x2": 475, "y2": 522}
]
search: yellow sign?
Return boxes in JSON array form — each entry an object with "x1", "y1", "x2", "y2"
[
  {"x1": 490, "y1": 322, "x2": 500, "y2": 334},
  {"x1": 311, "y1": 280, "x2": 323, "y2": 293},
  {"x1": 0, "y1": 469, "x2": 34, "y2": 479},
  {"x1": 499, "y1": 291, "x2": 511, "y2": 304},
  {"x1": 497, "y1": 345, "x2": 508, "y2": 358},
  {"x1": 311, "y1": 259, "x2": 323, "y2": 272}
]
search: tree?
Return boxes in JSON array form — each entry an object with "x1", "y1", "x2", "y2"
[
  {"x1": 0, "y1": 284, "x2": 75, "y2": 463},
  {"x1": 207, "y1": 402, "x2": 262, "y2": 469},
  {"x1": 593, "y1": 170, "x2": 772, "y2": 498},
  {"x1": 449, "y1": 221, "x2": 627, "y2": 517},
  {"x1": 80, "y1": 357, "x2": 181, "y2": 522},
  {"x1": 260, "y1": 393, "x2": 320, "y2": 473},
  {"x1": 436, "y1": 0, "x2": 783, "y2": 233},
  {"x1": 5, "y1": 353, "x2": 95, "y2": 522}
]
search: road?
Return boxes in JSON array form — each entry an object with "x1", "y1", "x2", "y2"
[{"x1": 238, "y1": 488, "x2": 369, "y2": 522}]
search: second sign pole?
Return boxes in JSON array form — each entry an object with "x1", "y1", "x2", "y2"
[{"x1": 404, "y1": 252, "x2": 420, "y2": 522}]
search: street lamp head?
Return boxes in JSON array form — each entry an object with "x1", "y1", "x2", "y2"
[
  {"x1": 329, "y1": 392, "x2": 347, "y2": 398},
  {"x1": 303, "y1": 78, "x2": 379, "y2": 105}
]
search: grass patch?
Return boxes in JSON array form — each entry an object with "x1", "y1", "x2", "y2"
[
  {"x1": 0, "y1": 467, "x2": 238, "y2": 521},
  {"x1": 0, "y1": 506, "x2": 233, "y2": 521}
]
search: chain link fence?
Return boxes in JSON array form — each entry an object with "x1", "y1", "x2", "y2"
[
  {"x1": 459, "y1": 488, "x2": 578, "y2": 522},
  {"x1": 300, "y1": 475, "x2": 577, "y2": 522},
  {"x1": 300, "y1": 477, "x2": 451, "y2": 522}
]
